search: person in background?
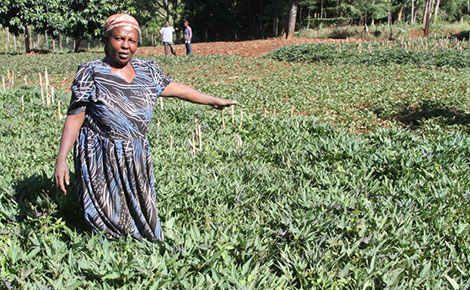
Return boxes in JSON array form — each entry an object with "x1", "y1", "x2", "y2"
[
  {"x1": 160, "y1": 21, "x2": 176, "y2": 56},
  {"x1": 184, "y1": 20, "x2": 192, "y2": 55},
  {"x1": 54, "y1": 14, "x2": 237, "y2": 241}
]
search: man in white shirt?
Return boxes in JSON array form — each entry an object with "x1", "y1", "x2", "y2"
[{"x1": 160, "y1": 21, "x2": 176, "y2": 56}]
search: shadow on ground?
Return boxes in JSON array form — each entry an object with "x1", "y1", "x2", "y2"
[
  {"x1": 452, "y1": 31, "x2": 470, "y2": 41},
  {"x1": 13, "y1": 172, "x2": 88, "y2": 233},
  {"x1": 393, "y1": 100, "x2": 470, "y2": 128}
]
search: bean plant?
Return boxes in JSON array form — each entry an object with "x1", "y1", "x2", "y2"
[{"x1": 0, "y1": 50, "x2": 469, "y2": 289}]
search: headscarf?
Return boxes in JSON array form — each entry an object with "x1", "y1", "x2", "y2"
[{"x1": 104, "y1": 14, "x2": 141, "y2": 36}]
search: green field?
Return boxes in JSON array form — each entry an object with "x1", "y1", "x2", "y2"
[{"x1": 1, "y1": 44, "x2": 469, "y2": 288}]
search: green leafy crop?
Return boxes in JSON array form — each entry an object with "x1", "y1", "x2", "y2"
[{"x1": 0, "y1": 51, "x2": 469, "y2": 289}]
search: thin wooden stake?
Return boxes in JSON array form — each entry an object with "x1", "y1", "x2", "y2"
[
  {"x1": 159, "y1": 97, "x2": 163, "y2": 110},
  {"x1": 191, "y1": 131, "x2": 196, "y2": 155},
  {"x1": 221, "y1": 110, "x2": 226, "y2": 129},
  {"x1": 40, "y1": 85, "x2": 44, "y2": 105},
  {"x1": 231, "y1": 105, "x2": 235, "y2": 123},
  {"x1": 51, "y1": 86, "x2": 55, "y2": 104},
  {"x1": 197, "y1": 122, "x2": 202, "y2": 151},
  {"x1": 194, "y1": 115, "x2": 199, "y2": 138},
  {"x1": 46, "y1": 88, "x2": 50, "y2": 106},
  {"x1": 170, "y1": 136, "x2": 174, "y2": 149},
  {"x1": 21, "y1": 95, "x2": 24, "y2": 112},
  {"x1": 57, "y1": 100, "x2": 62, "y2": 119},
  {"x1": 23, "y1": 75, "x2": 27, "y2": 85},
  {"x1": 11, "y1": 70, "x2": 15, "y2": 87},
  {"x1": 239, "y1": 109, "x2": 243, "y2": 129},
  {"x1": 194, "y1": 115, "x2": 202, "y2": 151},
  {"x1": 290, "y1": 105, "x2": 295, "y2": 117},
  {"x1": 235, "y1": 134, "x2": 242, "y2": 148},
  {"x1": 44, "y1": 67, "x2": 50, "y2": 100}
]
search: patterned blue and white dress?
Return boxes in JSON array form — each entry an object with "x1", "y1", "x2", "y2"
[{"x1": 68, "y1": 58, "x2": 171, "y2": 241}]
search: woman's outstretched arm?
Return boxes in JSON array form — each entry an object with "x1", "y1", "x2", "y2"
[
  {"x1": 54, "y1": 111, "x2": 85, "y2": 194},
  {"x1": 161, "y1": 82, "x2": 238, "y2": 109}
]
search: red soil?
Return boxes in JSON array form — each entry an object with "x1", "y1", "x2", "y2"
[{"x1": 137, "y1": 37, "x2": 357, "y2": 57}]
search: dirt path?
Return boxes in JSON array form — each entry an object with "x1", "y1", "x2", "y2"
[{"x1": 137, "y1": 37, "x2": 356, "y2": 57}]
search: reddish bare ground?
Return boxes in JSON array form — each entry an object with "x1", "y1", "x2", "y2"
[{"x1": 137, "y1": 37, "x2": 357, "y2": 57}]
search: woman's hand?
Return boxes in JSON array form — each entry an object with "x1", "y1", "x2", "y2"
[
  {"x1": 211, "y1": 98, "x2": 238, "y2": 110},
  {"x1": 54, "y1": 112, "x2": 85, "y2": 194},
  {"x1": 55, "y1": 158, "x2": 70, "y2": 194},
  {"x1": 161, "y1": 82, "x2": 239, "y2": 109}
]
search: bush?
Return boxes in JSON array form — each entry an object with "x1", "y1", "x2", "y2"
[{"x1": 268, "y1": 42, "x2": 470, "y2": 68}]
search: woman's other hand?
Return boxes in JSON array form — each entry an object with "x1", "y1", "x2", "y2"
[
  {"x1": 54, "y1": 112, "x2": 85, "y2": 194},
  {"x1": 55, "y1": 158, "x2": 70, "y2": 194}
]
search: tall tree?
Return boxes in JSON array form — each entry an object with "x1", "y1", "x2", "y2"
[
  {"x1": 62, "y1": 0, "x2": 135, "y2": 52},
  {"x1": 286, "y1": 0, "x2": 299, "y2": 39},
  {"x1": 423, "y1": 0, "x2": 432, "y2": 35},
  {"x1": 433, "y1": 0, "x2": 441, "y2": 23},
  {"x1": 0, "y1": 0, "x2": 65, "y2": 52}
]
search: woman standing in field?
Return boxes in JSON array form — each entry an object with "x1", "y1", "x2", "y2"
[{"x1": 54, "y1": 14, "x2": 237, "y2": 241}]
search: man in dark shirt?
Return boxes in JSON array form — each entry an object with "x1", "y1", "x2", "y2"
[{"x1": 184, "y1": 20, "x2": 192, "y2": 55}]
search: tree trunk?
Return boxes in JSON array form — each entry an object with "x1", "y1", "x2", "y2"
[
  {"x1": 74, "y1": 39, "x2": 81, "y2": 53},
  {"x1": 164, "y1": 0, "x2": 170, "y2": 21},
  {"x1": 286, "y1": 0, "x2": 299, "y2": 39},
  {"x1": 306, "y1": 10, "x2": 311, "y2": 29},
  {"x1": 423, "y1": 0, "x2": 432, "y2": 36},
  {"x1": 361, "y1": 11, "x2": 369, "y2": 39},
  {"x1": 320, "y1": 0, "x2": 324, "y2": 18},
  {"x1": 397, "y1": 6, "x2": 404, "y2": 23},
  {"x1": 433, "y1": 0, "x2": 441, "y2": 23},
  {"x1": 388, "y1": 11, "x2": 393, "y2": 39},
  {"x1": 25, "y1": 27, "x2": 32, "y2": 53},
  {"x1": 411, "y1": 0, "x2": 415, "y2": 24},
  {"x1": 7, "y1": 28, "x2": 10, "y2": 53},
  {"x1": 371, "y1": 0, "x2": 375, "y2": 26}
]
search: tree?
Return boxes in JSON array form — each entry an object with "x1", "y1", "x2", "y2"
[
  {"x1": 286, "y1": 0, "x2": 299, "y2": 39},
  {"x1": 62, "y1": 0, "x2": 135, "y2": 52},
  {"x1": 423, "y1": 0, "x2": 432, "y2": 35},
  {"x1": 0, "y1": 0, "x2": 65, "y2": 53}
]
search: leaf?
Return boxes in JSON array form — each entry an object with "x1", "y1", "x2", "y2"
[
  {"x1": 444, "y1": 274, "x2": 460, "y2": 290},
  {"x1": 420, "y1": 262, "x2": 431, "y2": 278},
  {"x1": 102, "y1": 272, "x2": 120, "y2": 280}
]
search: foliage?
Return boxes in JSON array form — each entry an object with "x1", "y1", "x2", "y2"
[
  {"x1": 1, "y1": 52, "x2": 470, "y2": 133},
  {"x1": 2, "y1": 0, "x2": 470, "y2": 46},
  {"x1": 1, "y1": 52, "x2": 470, "y2": 288},
  {"x1": 307, "y1": 17, "x2": 352, "y2": 28},
  {"x1": 268, "y1": 40, "x2": 470, "y2": 67},
  {"x1": 0, "y1": 0, "x2": 65, "y2": 36},
  {"x1": 63, "y1": 0, "x2": 136, "y2": 41},
  {"x1": 1, "y1": 84, "x2": 470, "y2": 288}
]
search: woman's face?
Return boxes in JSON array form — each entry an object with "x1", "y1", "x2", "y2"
[{"x1": 106, "y1": 26, "x2": 139, "y2": 67}]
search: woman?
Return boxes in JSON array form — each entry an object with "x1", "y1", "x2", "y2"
[{"x1": 54, "y1": 14, "x2": 237, "y2": 241}]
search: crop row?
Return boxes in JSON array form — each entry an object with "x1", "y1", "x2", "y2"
[
  {"x1": 1, "y1": 53, "x2": 470, "y2": 134},
  {"x1": 1, "y1": 85, "x2": 470, "y2": 288},
  {"x1": 269, "y1": 41, "x2": 470, "y2": 68}
]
